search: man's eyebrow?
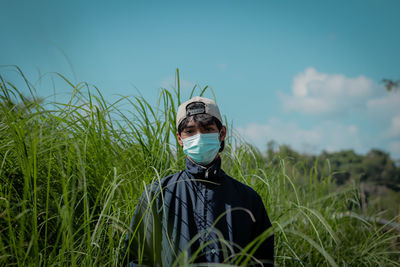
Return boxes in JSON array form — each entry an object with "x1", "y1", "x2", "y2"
[{"x1": 200, "y1": 121, "x2": 217, "y2": 127}]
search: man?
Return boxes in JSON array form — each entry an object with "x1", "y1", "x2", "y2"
[{"x1": 122, "y1": 96, "x2": 274, "y2": 266}]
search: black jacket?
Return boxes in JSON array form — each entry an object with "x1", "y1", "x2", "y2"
[{"x1": 122, "y1": 158, "x2": 274, "y2": 266}]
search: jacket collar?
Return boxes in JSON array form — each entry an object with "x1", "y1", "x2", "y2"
[{"x1": 185, "y1": 157, "x2": 223, "y2": 179}]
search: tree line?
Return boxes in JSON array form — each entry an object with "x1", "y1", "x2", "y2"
[{"x1": 265, "y1": 141, "x2": 400, "y2": 219}]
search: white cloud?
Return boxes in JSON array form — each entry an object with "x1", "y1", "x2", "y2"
[
  {"x1": 279, "y1": 67, "x2": 376, "y2": 115},
  {"x1": 367, "y1": 92, "x2": 400, "y2": 141},
  {"x1": 389, "y1": 115, "x2": 400, "y2": 137},
  {"x1": 236, "y1": 118, "x2": 363, "y2": 155},
  {"x1": 388, "y1": 141, "x2": 400, "y2": 159},
  {"x1": 236, "y1": 68, "x2": 400, "y2": 159},
  {"x1": 366, "y1": 91, "x2": 400, "y2": 118}
]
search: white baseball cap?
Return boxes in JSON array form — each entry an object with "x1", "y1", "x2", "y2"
[{"x1": 176, "y1": 96, "x2": 222, "y2": 128}]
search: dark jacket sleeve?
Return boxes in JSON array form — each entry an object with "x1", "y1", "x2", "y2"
[
  {"x1": 121, "y1": 186, "x2": 163, "y2": 267},
  {"x1": 251, "y1": 196, "x2": 274, "y2": 266}
]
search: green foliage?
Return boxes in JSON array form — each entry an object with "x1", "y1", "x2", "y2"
[
  {"x1": 266, "y1": 143, "x2": 400, "y2": 220},
  {"x1": 0, "y1": 68, "x2": 399, "y2": 266},
  {"x1": 382, "y1": 78, "x2": 400, "y2": 92}
]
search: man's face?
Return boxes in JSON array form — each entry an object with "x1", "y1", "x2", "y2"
[{"x1": 176, "y1": 118, "x2": 227, "y2": 147}]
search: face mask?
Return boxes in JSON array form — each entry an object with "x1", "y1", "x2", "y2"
[{"x1": 182, "y1": 133, "x2": 221, "y2": 166}]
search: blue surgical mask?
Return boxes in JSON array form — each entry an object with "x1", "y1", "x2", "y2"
[{"x1": 182, "y1": 133, "x2": 221, "y2": 166}]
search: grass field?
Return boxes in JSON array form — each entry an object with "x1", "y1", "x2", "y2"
[{"x1": 0, "y1": 69, "x2": 399, "y2": 266}]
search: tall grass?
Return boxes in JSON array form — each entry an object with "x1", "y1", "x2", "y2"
[{"x1": 0, "y1": 68, "x2": 399, "y2": 266}]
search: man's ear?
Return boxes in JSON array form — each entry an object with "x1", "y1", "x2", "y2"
[
  {"x1": 219, "y1": 126, "x2": 227, "y2": 142},
  {"x1": 176, "y1": 132, "x2": 183, "y2": 147}
]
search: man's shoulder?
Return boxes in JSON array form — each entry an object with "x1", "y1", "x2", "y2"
[
  {"x1": 222, "y1": 172, "x2": 263, "y2": 201},
  {"x1": 160, "y1": 170, "x2": 186, "y2": 184},
  {"x1": 146, "y1": 170, "x2": 185, "y2": 191}
]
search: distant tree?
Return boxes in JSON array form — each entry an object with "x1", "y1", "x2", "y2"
[
  {"x1": 277, "y1": 144, "x2": 300, "y2": 159},
  {"x1": 382, "y1": 79, "x2": 399, "y2": 92},
  {"x1": 362, "y1": 149, "x2": 399, "y2": 190},
  {"x1": 266, "y1": 140, "x2": 277, "y2": 161}
]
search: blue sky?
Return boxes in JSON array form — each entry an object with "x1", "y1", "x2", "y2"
[{"x1": 1, "y1": 0, "x2": 400, "y2": 159}]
